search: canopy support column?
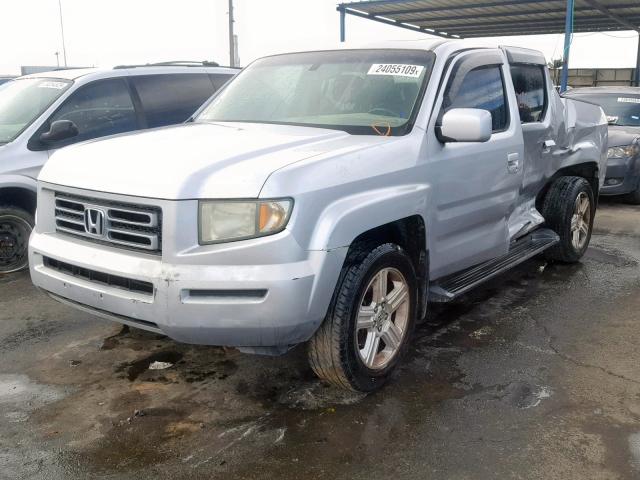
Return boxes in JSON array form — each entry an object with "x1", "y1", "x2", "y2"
[
  {"x1": 340, "y1": 7, "x2": 346, "y2": 42},
  {"x1": 560, "y1": 0, "x2": 574, "y2": 93},
  {"x1": 635, "y1": 32, "x2": 640, "y2": 87}
]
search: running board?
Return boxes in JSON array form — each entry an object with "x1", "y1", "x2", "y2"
[{"x1": 428, "y1": 229, "x2": 559, "y2": 303}]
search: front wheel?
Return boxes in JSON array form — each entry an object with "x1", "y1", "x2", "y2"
[
  {"x1": 542, "y1": 176, "x2": 595, "y2": 263},
  {"x1": 308, "y1": 243, "x2": 417, "y2": 392},
  {"x1": 0, "y1": 206, "x2": 34, "y2": 274}
]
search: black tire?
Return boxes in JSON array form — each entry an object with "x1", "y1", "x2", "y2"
[
  {"x1": 308, "y1": 242, "x2": 418, "y2": 392},
  {"x1": 0, "y1": 205, "x2": 34, "y2": 274},
  {"x1": 542, "y1": 176, "x2": 595, "y2": 263}
]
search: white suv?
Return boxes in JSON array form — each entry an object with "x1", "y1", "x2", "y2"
[{"x1": 0, "y1": 62, "x2": 237, "y2": 272}]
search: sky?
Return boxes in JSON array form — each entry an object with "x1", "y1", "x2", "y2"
[{"x1": 1, "y1": 0, "x2": 639, "y2": 75}]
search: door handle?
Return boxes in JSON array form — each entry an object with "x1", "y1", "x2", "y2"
[
  {"x1": 507, "y1": 152, "x2": 520, "y2": 174},
  {"x1": 542, "y1": 139, "x2": 556, "y2": 152}
]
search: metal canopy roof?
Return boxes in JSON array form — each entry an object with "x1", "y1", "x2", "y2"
[{"x1": 337, "y1": 0, "x2": 640, "y2": 39}]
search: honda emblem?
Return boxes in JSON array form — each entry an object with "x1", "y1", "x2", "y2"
[{"x1": 84, "y1": 208, "x2": 105, "y2": 236}]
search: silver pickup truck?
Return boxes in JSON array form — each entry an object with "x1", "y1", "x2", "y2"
[{"x1": 29, "y1": 40, "x2": 607, "y2": 392}]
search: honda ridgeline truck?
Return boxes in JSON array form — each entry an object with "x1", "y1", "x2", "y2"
[{"x1": 29, "y1": 41, "x2": 607, "y2": 392}]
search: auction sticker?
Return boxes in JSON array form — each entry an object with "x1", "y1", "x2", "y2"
[
  {"x1": 368, "y1": 64, "x2": 424, "y2": 78},
  {"x1": 617, "y1": 97, "x2": 640, "y2": 104},
  {"x1": 38, "y1": 81, "x2": 68, "y2": 89}
]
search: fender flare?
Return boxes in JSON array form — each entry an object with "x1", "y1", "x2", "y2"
[
  {"x1": 0, "y1": 175, "x2": 38, "y2": 212},
  {"x1": 308, "y1": 184, "x2": 430, "y2": 251},
  {"x1": 0, "y1": 175, "x2": 38, "y2": 193}
]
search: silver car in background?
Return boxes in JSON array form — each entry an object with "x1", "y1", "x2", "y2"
[{"x1": 0, "y1": 62, "x2": 237, "y2": 273}]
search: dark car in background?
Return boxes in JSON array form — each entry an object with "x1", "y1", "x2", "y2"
[{"x1": 564, "y1": 87, "x2": 640, "y2": 204}]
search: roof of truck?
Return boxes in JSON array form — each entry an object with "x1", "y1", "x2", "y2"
[{"x1": 273, "y1": 39, "x2": 545, "y2": 64}]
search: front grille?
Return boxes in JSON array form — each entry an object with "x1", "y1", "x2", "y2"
[
  {"x1": 43, "y1": 256, "x2": 154, "y2": 295},
  {"x1": 54, "y1": 194, "x2": 162, "y2": 253}
]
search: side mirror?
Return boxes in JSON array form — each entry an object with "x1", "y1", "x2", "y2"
[
  {"x1": 39, "y1": 120, "x2": 79, "y2": 143},
  {"x1": 437, "y1": 108, "x2": 492, "y2": 143}
]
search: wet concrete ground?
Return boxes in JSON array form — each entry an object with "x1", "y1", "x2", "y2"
[{"x1": 1, "y1": 201, "x2": 639, "y2": 479}]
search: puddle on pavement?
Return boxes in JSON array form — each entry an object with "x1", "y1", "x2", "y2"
[
  {"x1": 630, "y1": 432, "x2": 640, "y2": 472},
  {"x1": 584, "y1": 245, "x2": 638, "y2": 267},
  {"x1": 115, "y1": 351, "x2": 184, "y2": 381}
]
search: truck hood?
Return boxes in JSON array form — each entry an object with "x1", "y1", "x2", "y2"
[
  {"x1": 608, "y1": 125, "x2": 640, "y2": 148},
  {"x1": 38, "y1": 122, "x2": 355, "y2": 199}
]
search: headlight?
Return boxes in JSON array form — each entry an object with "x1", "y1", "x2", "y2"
[
  {"x1": 199, "y1": 199, "x2": 292, "y2": 244},
  {"x1": 607, "y1": 145, "x2": 638, "y2": 158}
]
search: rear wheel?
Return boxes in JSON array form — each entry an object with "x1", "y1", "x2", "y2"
[
  {"x1": 308, "y1": 243, "x2": 417, "y2": 392},
  {"x1": 0, "y1": 206, "x2": 34, "y2": 274},
  {"x1": 542, "y1": 176, "x2": 595, "y2": 263}
]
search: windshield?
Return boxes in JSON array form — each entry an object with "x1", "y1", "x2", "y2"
[
  {"x1": 574, "y1": 93, "x2": 640, "y2": 127},
  {"x1": 197, "y1": 49, "x2": 435, "y2": 135},
  {"x1": 0, "y1": 77, "x2": 72, "y2": 144}
]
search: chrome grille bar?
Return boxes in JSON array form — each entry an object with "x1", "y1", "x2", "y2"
[{"x1": 54, "y1": 194, "x2": 162, "y2": 253}]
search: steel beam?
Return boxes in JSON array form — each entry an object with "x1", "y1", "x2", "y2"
[
  {"x1": 460, "y1": 25, "x2": 629, "y2": 37},
  {"x1": 341, "y1": 7, "x2": 460, "y2": 39},
  {"x1": 338, "y1": 0, "x2": 553, "y2": 17},
  {"x1": 636, "y1": 33, "x2": 640, "y2": 86},
  {"x1": 340, "y1": 7, "x2": 346, "y2": 42},
  {"x1": 581, "y1": 0, "x2": 640, "y2": 32},
  {"x1": 390, "y1": 3, "x2": 636, "y2": 24},
  {"x1": 419, "y1": 15, "x2": 637, "y2": 32},
  {"x1": 440, "y1": 18, "x2": 638, "y2": 36}
]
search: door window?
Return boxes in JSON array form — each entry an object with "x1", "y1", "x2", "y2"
[
  {"x1": 510, "y1": 64, "x2": 547, "y2": 123},
  {"x1": 131, "y1": 74, "x2": 216, "y2": 128},
  {"x1": 442, "y1": 65, "x2": 508, "y2": 132},
  {"x1": 47, "y1": 78, "x2": 137, "y2": 145}
]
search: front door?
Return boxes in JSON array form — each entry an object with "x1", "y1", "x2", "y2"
[{"x1": 426, "y1": 50, "x2": 525, "y2": 279}]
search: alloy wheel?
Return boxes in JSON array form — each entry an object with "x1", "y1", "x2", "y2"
[
  {"x1": 570, "y1": 192, "x2": 591, "y2": 251},
  {"x1": 355, "y1": 267, "x2": 410, "y2": 370}
]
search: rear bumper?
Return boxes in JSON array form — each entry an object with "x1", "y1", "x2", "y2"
[{"x1": 29, "y1": 231, "x2": 345, "y2": 350}]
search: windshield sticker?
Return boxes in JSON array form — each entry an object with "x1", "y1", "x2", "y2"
[
  {"x1": 617, "y1": 97, "x2": 640, "y2": 104},
  {"x1": 368, "y1": 64, "x2": 424, "y2": 78},
  {"x1": 38, "y1": 81, "x2": 67, "y2": 89}
]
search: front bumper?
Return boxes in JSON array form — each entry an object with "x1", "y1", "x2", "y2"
[
  {"x1": 29, "y1": 231, "x2": 346, "y2": 351},
  {"x1": 601, "y1": 156, "x2": 639, "y2": 196}
]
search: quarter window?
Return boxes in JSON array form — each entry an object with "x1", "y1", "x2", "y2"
[
  {"x1": 510, "y1": 64, "x2": 547, "y2": 123},
  {"x1": 47, "y1": 78, "x2": 137, "y2": 145},
  {"x1": 131, "y1": 74, "x2": 216, "y2": 128},
  {"x1": 443, "y1": 65, "x2": 508, "y2": 132}
]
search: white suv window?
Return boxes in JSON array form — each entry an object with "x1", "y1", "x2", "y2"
[{"x1": 48, "y1": 78, "x2": 137, "y2": 144}]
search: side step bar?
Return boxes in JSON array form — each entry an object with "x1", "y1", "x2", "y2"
[{"x1": 428, "y1": 228, "x2": 559, "y2": 303}]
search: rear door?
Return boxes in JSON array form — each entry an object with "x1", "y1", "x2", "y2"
[
  {"x1": 508, "y1": 61, "x2": 555, "y2": 236},
  {"x1": 426, "y1": 50, "x2": 525, "y2": 279},
  {"x1": 130, "y1": 73, "x2": 219, "y2": 128}
]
